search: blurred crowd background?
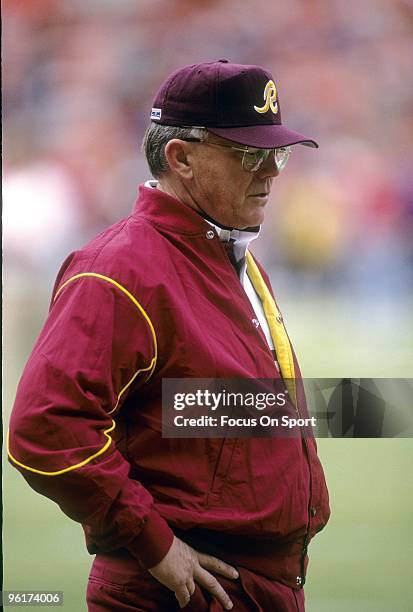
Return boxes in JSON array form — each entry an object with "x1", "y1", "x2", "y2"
[
  {"x1": 2, "y1": 1, "x2": 413, "y2": 610},
  {"x1": 3, "y1": 0, "x2": 413, "y2": 372},
  {"x1": 3, "y1": 0, "x2": 413, "y2": 384}
]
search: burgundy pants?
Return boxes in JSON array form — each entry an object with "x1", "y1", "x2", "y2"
[{"x1": 87, "y1": 552, "x2": 305, "y2": 612}]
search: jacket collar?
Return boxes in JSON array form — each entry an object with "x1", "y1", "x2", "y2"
[
  {"x1": 135, "y1": 182, "x2": 260, "y2": 257},
  {"x1": 133, "y1": 183, "x2": 212, "y2": 235}
]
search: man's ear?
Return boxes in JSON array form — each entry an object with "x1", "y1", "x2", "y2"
[{"x1": 164, "y1": 139, "x2": 194, "y2": 179}]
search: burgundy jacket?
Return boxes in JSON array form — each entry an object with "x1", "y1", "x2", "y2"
[{"x1": 8, "y1": 184, "x2": 330, "y2": 589}]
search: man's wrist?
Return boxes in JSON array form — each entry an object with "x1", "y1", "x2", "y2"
[{"x1": 127, "y1": 510, "x2": 174, "y2": 569}]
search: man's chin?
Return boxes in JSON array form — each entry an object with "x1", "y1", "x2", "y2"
[
  {"x1": 226, "y1": 207, "x2": 266, "y2": 230},
  {"x1": 237, "y1": 213, "x2": 266, "y2": 230},
  {"x1": 234, "y1": 221, "x2": 263, "y2": 231}
]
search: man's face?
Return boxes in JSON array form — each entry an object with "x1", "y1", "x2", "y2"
[{"x1": 187, "y1": 133, "x2": 281, "y2": 229}]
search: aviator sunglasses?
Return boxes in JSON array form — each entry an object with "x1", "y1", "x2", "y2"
[{"x1": 184, "y1": 137, "x2": 291, "y2": 173}]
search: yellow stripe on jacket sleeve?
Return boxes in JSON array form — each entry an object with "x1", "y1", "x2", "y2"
[
  {"x1": 7, "y1": 273, "x2": 157, "y2": 476},
  {"x1": 7, "y1": 420, "x2": 116, "y2": 476},
  {"x1": 54, "y1": 272, "x2": 158, "y2": 413}
]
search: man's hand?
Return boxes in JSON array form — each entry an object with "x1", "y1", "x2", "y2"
[{"x1": 148, "y1": 536, "x2": 239, "y2": 609}]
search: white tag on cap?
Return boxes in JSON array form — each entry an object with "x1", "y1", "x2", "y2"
[{"x1": 150, "y1": 108, "x2": 162, "y2": 120}]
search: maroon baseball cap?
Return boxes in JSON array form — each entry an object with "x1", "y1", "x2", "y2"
[{"x1": 150, "y1": 59, "x2": 318, "y2": 149}]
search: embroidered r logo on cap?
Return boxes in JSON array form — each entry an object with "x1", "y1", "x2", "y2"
[{"x1": 254, "y1": 80, "x2": 278, "y2": 115}]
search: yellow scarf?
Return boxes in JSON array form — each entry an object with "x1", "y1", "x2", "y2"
[{"x1": 246, "y1": 250, "x2": 297, "y2": 407}]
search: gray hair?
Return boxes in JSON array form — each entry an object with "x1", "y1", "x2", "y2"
[{"x1": 142, "y1": 123, "x2": 206, "y2": 178}]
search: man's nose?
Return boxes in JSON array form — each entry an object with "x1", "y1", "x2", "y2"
[{"x1": 257, "y1": 151, "x2": 280, "y2": 178}]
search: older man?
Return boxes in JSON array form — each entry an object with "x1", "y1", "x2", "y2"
[{"x1": 8, "y1": 60, "x2": 330, "y2": 611}]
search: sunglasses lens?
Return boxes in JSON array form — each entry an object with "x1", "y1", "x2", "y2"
[
  {"x1": 243, "y1": 150, "x2": 269, "y2": 172},
  {"x1": 242, "y1": 151, "x2": 259, "y2": 172},
  {"x1": 275, "y1": 147, "x2": 291, "y2": 171},
  {"x1": 242, "y1": 147, "x2": 291, "y2": 172}
]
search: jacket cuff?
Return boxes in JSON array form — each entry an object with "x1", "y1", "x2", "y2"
[{"x1": 127, "y1": 510, "x2": 174, "y2": 569}]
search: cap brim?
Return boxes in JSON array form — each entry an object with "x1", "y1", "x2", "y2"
[{"x1": 207, "y1": 124, "x2": 318, "y2": 149}]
